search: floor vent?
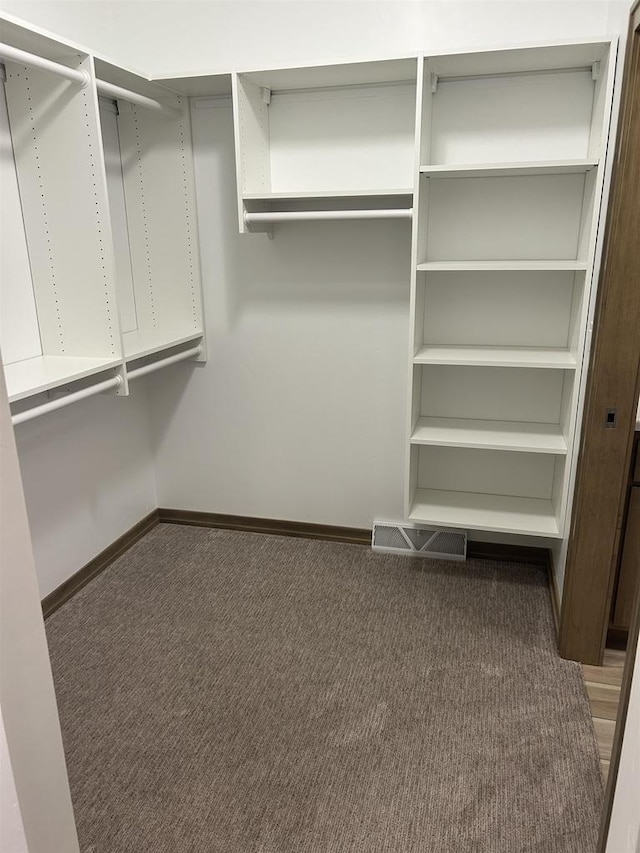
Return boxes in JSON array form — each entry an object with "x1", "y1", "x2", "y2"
[{"x1": 372, "y1": 521, "x2": 467, "y2": 561}]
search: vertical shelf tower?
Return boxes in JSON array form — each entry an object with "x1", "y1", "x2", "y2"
[
  {"x1": 407, "y1": 42, "x2": 616, "y2": 541},
  {"x1": 226, "y1": 40, "x2": 616, "y2": 560}
]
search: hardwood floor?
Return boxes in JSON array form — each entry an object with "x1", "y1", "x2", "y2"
[{"x1": 582, "y1": 648, "x2": 625, "y2": 782}]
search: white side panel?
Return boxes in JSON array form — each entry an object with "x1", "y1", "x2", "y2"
[
  {"x1": 419, "y1": 365, "x2": 566, "y2": 424},
  {"x1": 426, "y1": 174, "x2": 586, "y2": 261},
  {"x1": 606, "y1": 645, "x2": 640, "y2": 853},
  {"x1": 417, "y1": 445, "x2": 556, "y2": 499},
  {"x1": 98, "y1": 101, "x2": 137, "y2": 333},
  {"x1": 0, "y1": 710, "x2": 28, "y2": 853},
  {"x1": 268, "y1": 83, "x2": 416, "y2": 192},
  {"x1": 0, "y1": 84, "x2": 40, "y2": 365},
  {"x1": 421, "y1": 271, "x2": 574, "y2": 347},
  {"x1": 0, "y1": 367, "x2": 79, "y2": 853},
  {"x1": 233, "y1": 74, "x2": 271, "y2": 196},
  {"x1": 405, "y1": 57, "x2": 425, "y2": 518},
  {"x1": 4, "y1": 57, "x2": 121, "y2": 357},
  {"x1": 430, "y1": 70, "x2": 594, "y2": 165},
  {"x1": 117, "y1": 97, "x2": 203, "y2": 340}
]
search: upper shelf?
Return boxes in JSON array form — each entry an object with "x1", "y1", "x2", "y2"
[
  {"x1": 419, "y1": 159, "x2": 599, "y2": 179},
  {"x1": 417, "y1": 260, "x2": 588, "y2": 272},
  {"x1": 4, "y1": 355, "x2": 122, "y2": 403}
]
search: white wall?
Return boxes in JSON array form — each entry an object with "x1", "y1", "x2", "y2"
[
  {"x1": 0, "y1": 1, "x2": 616, "y2": 74},
  {"x1": 149, "y1": 100, "x2": 409, "y2": 527},
  {"x1": 13, "y1": 389, "x2": 157, "y2": 598}
]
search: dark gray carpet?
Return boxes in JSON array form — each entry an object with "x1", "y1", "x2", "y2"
[{"x1": 46, "y1": 524, "x2": 603, "y2": 853}]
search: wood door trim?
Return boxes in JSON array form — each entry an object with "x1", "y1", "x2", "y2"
[{"x1": 559, "y1": 7, "x2": 640, "y2": 665}]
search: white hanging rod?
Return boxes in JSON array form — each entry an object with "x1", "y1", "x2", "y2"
[
  {"x1": 245, "y1": 208, "x2": 413, "y2": 225},
  {"x1": 96, "y1": 79, "x2": 182, "y2": 118},
  {"x1": 11, "y1": 375, "x2": 122, "y2": 426},
  {"x1": 0, "y1": 42, "x2": 90, "y2": 86},
  {"x1": 127, "y1": 344, "x2": 203, "y2": 380},
  {"x1": 0, "y1": 43, "x2": 181, "y2": 118}
]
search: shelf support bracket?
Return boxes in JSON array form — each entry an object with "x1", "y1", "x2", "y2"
[
  {"x1": 592, "y1": 61, "x2": 600, "y2": 81},
  {"x1": 260, "y1": 86, "x2": 272, "y2": 105},
  {"x1": 430, "y1": 73, "x2": 438, "y2": 94}
]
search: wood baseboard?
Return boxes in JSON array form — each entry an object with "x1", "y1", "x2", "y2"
[
  {"x1": 42, "y1": 510, "x2": 160, "y2": 618},
  {"x1": 157, "y1": 508, "x2": 372, "y2": 546},
  {"x1": 42, "y1": 508, "x2": 556, "y2": 618}
]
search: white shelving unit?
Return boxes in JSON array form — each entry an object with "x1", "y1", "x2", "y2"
[
  {"x1": 406, "y1": 40, "x2": 616, "y2": 541},
  {"x1": 0, "y1": 17, "x2": 618, "y2": 556},
  {"x1": 188, "y1": 41, "x2": 615, "y2": 545},
  {"x1": 0, "y1": 18, "x2": 207, "y2": 422}
]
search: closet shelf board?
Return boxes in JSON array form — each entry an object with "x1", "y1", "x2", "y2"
[
  {"x1": 410, "y1": 417, "x2": 568, "y2": 454},
  {"x1": 4, "y1": 355, "x2": 122, "y2": 403},
  {"x1": 413, "y1": 345, "x2": 577, "y2": 369},
  {"x1": 416, "y1": 260, "x2": 589, "y2": 272},
  {"x1": 419, "y1": 159, "x2": 599, "y2": 179},
  {"x1": 123, "y1": 330, "x2": 203, "y2": 361},
  {"x1": 243, "y1": 188, "x2": 414, "y2": 201},
  {"x1": 409, "y1": 489, "x2": 561, "y2": 538}
]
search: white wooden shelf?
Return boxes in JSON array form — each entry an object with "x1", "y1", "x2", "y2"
[
  {"x1": 410, "y1": 417, "x2": 568, "y2": 454},
  {"x1": 243, "y1": 188, "x2": 413, "y2": 201},
  {"x1": 413, "y1": 345, "x2": 577, "y2": 369},
  {"x1": 123, "y1": 330, "x2": 203, "y2": 361},
  {"x1": 4, "y1": 355, "x2": 122, "y2": 403},
  {"x1": 409, "y1": 489, "x2": 561, "y2": 538},
  {"x1": 419, "y1": 159, "x2": 598, "y2": 179},
  {"x1": 416, "y1": 260, "x2": 588, "y2": 272}
]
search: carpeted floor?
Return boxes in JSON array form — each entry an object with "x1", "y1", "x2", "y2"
[{"x1": 46, "y1": 524, "x2": 604, "y2": 853}]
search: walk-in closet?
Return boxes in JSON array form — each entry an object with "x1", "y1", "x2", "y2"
[{"x1": 1, "y1": 3, "x2": 639, "y2": 852}]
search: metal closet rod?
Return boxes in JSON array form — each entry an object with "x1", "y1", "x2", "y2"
[
  {"x1": 0, "y1": 42, "x2": 181, "y2": 118},
  {"x1": 245, "y1": 208, "x2": 414, "y2": 224},
  {"x1": 11, "y1": 375, "x2": 123, "y2": 426}
]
